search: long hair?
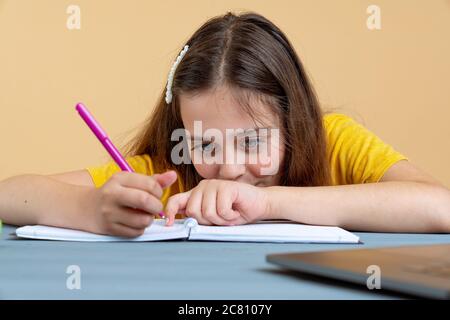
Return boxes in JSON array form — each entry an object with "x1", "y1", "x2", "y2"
[{"x1": 121, "y1": 12, "x2": 330, "y2": 190}]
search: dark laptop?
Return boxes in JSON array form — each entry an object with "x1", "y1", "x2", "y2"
[{"x1": 267, "y1": 244, "x2": 450, "y2": 299}]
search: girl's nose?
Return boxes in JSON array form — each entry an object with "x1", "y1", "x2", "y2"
[{"x1": 217, "y1": 163, "x2": 246, "y2": 180}]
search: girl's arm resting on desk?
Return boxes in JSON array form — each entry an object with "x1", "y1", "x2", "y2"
[
  {"x1": 268, "y1": 161, "x2": 450, "y2": 233},
  {"x1": 0, "y1": 174, "x2": 96, "y2": 229},
  {"x1": 165, "y1": 160, "x2": 450, "y2": 233},
  {"x1": 0, "y1": 171, "x2": 177, "y2": 237}
]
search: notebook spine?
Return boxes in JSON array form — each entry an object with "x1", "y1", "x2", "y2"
[{"x1": 183, "y1": 218, "x2": 198, "y2": 237}]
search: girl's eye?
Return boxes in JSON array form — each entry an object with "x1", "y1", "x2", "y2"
[
  {"x1": 202, "y1": 142, "x2": 215, "y2": 152},
  {"x1": 241, "y1": 136, "x2": 261, "y2": 151},
  {"x1": 193, "y1": 142, "x2": 215, "y2": 152}
]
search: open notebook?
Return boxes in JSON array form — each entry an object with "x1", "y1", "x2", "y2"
[{"x1": 15, "y1": 218, "x2": 360, "y2": 243}]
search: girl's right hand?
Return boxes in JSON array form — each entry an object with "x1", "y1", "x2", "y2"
[{"x1": 89, "y1": 170, "x2": 177, "y2": 237}]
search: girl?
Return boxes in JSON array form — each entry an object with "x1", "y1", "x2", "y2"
[{"x1": 0, "y1": 12, "x2": 449, "y2": 237}]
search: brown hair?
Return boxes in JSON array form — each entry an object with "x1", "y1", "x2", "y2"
[{"x1": 122, "y1": 12, "x2": 330, "y2": 190}]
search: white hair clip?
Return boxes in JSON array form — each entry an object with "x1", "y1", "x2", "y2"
[{"x1": 165, "y1": 45, "x2": 189, "y2": 104}]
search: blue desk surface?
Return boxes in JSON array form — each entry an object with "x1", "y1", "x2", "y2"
[{"x1": 1, "y1": 223, "x2": 450, "y2": 299}]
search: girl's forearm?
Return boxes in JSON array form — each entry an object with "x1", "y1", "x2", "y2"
[
  {"x1": 267, "y1": 182, "x2": 450, "y2": 232},
  {"x1": 0, "y1": 174, "x2": 95, "y2": 228}
]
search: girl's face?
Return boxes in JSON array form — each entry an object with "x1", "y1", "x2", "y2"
[{"x1": 179, "y1": 85, "x2": 285, "y2": 187}]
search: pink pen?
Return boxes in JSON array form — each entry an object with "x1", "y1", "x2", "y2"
[{"x1": 75, "y1": 102, "x2": 165, "y2": 218}]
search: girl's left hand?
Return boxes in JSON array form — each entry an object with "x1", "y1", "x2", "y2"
[{"x1": 164, "y1": 179, "x2": 271, "y2": 226}]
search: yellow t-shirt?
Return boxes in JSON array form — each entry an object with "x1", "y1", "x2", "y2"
[
  {"x1": 324, "y1": 113, "x2": 407, "y2": 185},
  {"x1": 86, "y1": 113, "x2": 407, "y2": 206}
]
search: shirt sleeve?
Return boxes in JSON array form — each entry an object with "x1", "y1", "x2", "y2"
[
  {"x1": 325, "y1": 114, "x2": 408, "y2": 185},
  {"x1": 86, "y1": 154, "x2": 155, "y2": 188}
]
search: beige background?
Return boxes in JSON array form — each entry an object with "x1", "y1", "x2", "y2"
[{"x1": 0, "y1": 0, "x2": 449, "y2": 187}]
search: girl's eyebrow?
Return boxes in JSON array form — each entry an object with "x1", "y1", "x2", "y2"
[
  {"x1": 190, "y1": 127, "x2": 273, "y2": 141},
  {"x1": 190, "y1": 135, "x2": 215, "y2": 142},
  {"x1": 242, "y1": 127, "x2": 272, "y2": 133}
]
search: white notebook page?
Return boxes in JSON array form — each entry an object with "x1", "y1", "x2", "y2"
[
  {"x1": 188, "y1": 220, "x2": 360, "y2": 243},
  {"x1": 15, "y1": 218, "x2": 359, "y2": 243},
  {"x1": 15, "y1": 219, "x2": 189, "y2": 242}
]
